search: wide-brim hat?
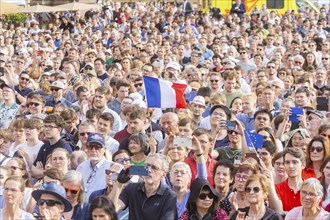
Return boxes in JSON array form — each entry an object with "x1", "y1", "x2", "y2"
[{"x1": 32, "y1": 182, "x2": 72, "y2": 212}]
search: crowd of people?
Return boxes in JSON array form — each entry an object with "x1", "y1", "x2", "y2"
[{"x1": 0, "y1": 0, "x2": 330, "y2": 219}]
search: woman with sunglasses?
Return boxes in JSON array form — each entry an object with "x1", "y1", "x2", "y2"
[
  {"x1": 302, "y1": 135, "x2": 330, "y2": 180},
  {"x1": 231, "y1": 174, "x2": 282, "y2": 220},
  {"x1": 62, "y1": 170, "x2": 89, "y2": 220},
  {"x1": 0, "y1": 176, "x2": 34, "y2": 219},
  {"x1": 286, "y1": 178, "x2": 329, "y2": 220},
  {"x1": 320, "y1": 156, "x2": 330, "y2": 211},
  {"x1": 179, "y1": 178, "x2": 227, "y2": 220}
]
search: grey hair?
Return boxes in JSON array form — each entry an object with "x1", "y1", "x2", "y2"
[
  {"x1": 170, "y1": 162, "x2": 192, "y2": 180},
  {"x1": 147, "y1": 153, "x2": 169, "y2": 173},
  {"x1": 62, "y1": 170, "x2": 86, "y2": 206},
  {"x1": 294, "y1": 55, "x2": 304, "y2": 62},
  {"x1": 301, "y1": 178, "x2": 324, "y2": 198}
]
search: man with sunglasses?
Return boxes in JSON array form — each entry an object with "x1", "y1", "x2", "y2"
[
  {"x1": 14, "y1": 72, "x2": 32, "y2": 104},
  {"x1": 76, "y1": 133, "x2": 111, "y2": 201},
  {"x1": 237, "y1": 47, "x2": 256, "y2": 74},
  {"x1": 45, "y1": 81, "x2": 72, "y2": 108},
  {"x1": 267, "y1": 61, "x2": 284, "y2": 89},
  {"x1": 32, "y1": 181, "x2": 72, "y2": 220},
  {"x1": 111, "y1": 153, "x2": 178, "y2": 220}
]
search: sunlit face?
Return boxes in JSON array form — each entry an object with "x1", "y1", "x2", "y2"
[
  {"x1": 178, "y1": 124, "x2": 193, "y2": 138},
  {"x1": 13, "y1": 127, "x2": 25, "y2": 141},
  {"x1": 245, "y1": 180, "x2": 267, "y2": 205},
  {"x1": 309, "y1": 141, "x2": 324, "y2": 163},
  {"x1": 128, "y1": 139, "x2": 142, "y2": 154},
  {"x1": 63, "y1": 180, "x2": 80, "y2": 205},
  {"x1": 3, "y1": 180, "x2": 24, "y2": 205},
  {"x1": 97, "y1": 118, "x2": 112, "y2": 135},
  {"x1": 214, "y1": 166, "x2": 233, "y2": 189},
  {"x1": 6, "y1": 160, "x2": 25, "y2": 177},
  {"x1": 291, "y1": 132, "x2": 303, "y2": 148},
  {"x1": 51, "y1": 150, "x2": 70, "y2": 172},
  {"x1": 143, "y1": 157, "x2": 165, "y2": 185},
  {"x1": 39, "y1": 193, "x2": 64, "y2": 219},
  {"x1": 257, "y1": 148, "x2": 273, "y2": 165},
  {"x1": 167, "y1": 146, "x2": 187, "y2": 163},
  {"x1": 210, "y1": 108, "x2": 227, "y2": 127},
  {"x1": 274, "y1": 157, "x2": 286, "y2": 177},
  {"x1": 170, "y1": 165, "x2": 190, "y2": 188},
  {"x1": 195, "y1": 188, "x2": 214, "y2": 210},
  {"x1": 92, "y1": 208, "x2": 112, "y2": 220},
  {"x1": 300, "y1": 184, "x2": 322, "y2": 209},
  {"x1": 253, "y1": 113, "x2": 271, "y2": 131},
  {"x1": 196, "y1": 134, "x2": 213, "y2": 155},
  {"x1": 284, "y1": 153, "x2": 304, "y2": 178},
  {"x1": 242, "y1": 98, "x2": 255, "y2": 114}
]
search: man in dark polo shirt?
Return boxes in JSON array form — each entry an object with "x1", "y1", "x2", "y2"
[
  {"x1": 31, "y1": 114, "x2": 72, "y2": 179},
  {"x1": 45, "y1": 81, "x2": 72, "y2": 108},
  {"x1": 111, "y1": 153, "x2": 178, "y2": 220},
  {"x1": 14, "y1": 71, "x2": 33, "y2": 104}
]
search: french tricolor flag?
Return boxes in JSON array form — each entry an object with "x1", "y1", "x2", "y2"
[{"x1": 143, "y1": 76, "x2": 187, "y2": 108}]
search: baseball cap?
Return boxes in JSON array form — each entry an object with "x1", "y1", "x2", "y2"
[
  {"x1": 87, "y1": 133, "x2": 105, "y2": 146},
  {"x1": 165, "y1": 61, "x2": 181, "y2": 72},
  {"x1": 307, "y1": 109, "x2": 325, "y2": 119},
  {"x1": 191, "y1": 95, "x2": 206, "y2": 107},
  {"x1": 84, "y1": 63, "x2": 95, "y2": 70},
  {"x1": 0, "y1": 83, "x2": 15, "y2": 92},
  {"x1": 50, "y1": 81, "x2": 65, "y2": 89}
]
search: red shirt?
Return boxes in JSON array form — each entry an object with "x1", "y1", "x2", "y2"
[
  {"x1": 114, "y1": 127, "x2": 130, "y2": 143},
  {"x1": 275, "y1": 179, "x2": 301, "y2": 211},
  {"x1": 184, "y1": 154, "x2": 216, "y2": 187},
  {"x1": 302, "y1": 165, "x2": 322, "y2": 181}
]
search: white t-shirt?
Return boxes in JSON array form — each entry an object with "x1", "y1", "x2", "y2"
[{"x1": 14, "y1": 141, "x2": 44, "y2": 162}]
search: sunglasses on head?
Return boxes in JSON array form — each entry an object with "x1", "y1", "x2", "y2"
[
  {"x1": 37, "y1": 199, "x2": 62, "y2": 207},
  {"x1": 199, "y1": 193, "x2": 215, "y2": 200},
  {"x1": 245, "y1": 186, "x2": 261, "y2": 193},
  {"x1": 310, "y1": 146, "x2": 323, "y2": 153},
  {"x1": 64, "y1": 187, "x2": 80, "y2": 195}
]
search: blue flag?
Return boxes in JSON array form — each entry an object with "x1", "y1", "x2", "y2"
[{"x1": 244, "y1": 130, "x2": 264, "y2": 149}]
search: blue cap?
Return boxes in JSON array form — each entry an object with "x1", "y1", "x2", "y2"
[
  {"x1": 32, "y1": 182, "x2": 72, "y2": 212},
  {"x1": 87, "y1": 133, "x2": 105, "y2": 146}
]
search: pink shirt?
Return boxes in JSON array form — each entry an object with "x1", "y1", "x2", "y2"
[{"x1": 285, "y1": 206, "x2": 329, "y2": 220}]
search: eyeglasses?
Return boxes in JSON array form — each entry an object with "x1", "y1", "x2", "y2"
[
  {"x1": 267, "y1": 66, "x2": 275, "y2": 69},
  {"x1": 235, "y1": 173, "x2": 249, "y2": 181},
  {"x1": 210, "y1": 80, "x2": 219, "y2": 83},
  {"x1": 321, "y1": 133, "x2": 330, "y2": 139},
  {"x1": 51, "y1": 88, "x2": 60, "y2": 92},
  {"x1": 87, "y1": 170, "x2": 97, "y2": 183},
  {"x1": 199, "y1": 193, "x2": 215, "y2": 200},
  {"x1": 115, "y1": 157, "x2": 130, "y2": 164},
  {"x1": 37, "y1": 199, "x2": 62, "y2": 207},
  {"x1": 146, "y1": 163, "x2": 161, "y2": 172},
  {"x1": 300, "y1": 190, "x2": 318, "y2": 198},
  {"x1": 134, "y1": 83, "x2": 143, "y2": 87},
  {"x1": 309, "y1": 146, "x2": 323, "y2": 153},
  {"x1": 79, "y1": 132, "x2": 91, "y2": 136},
  {"x1": 64, "y1": 187, "x2": 80, "y2": 195},
  {"x1": 27, "y1": 102, "x2": 40, "y2": 107},
  {"x1": 245, "y1": 186, "x2": 261, "y2": 193},
  {"x1": 173, "y1": 170, "x2": 188, "y2": 175},
  {"x1": 44, "y1": 125, "x2": 59, "y2": 129},
  {"x1": 227, "y1": 130, "x2": 238, "y2": 135},
  {"x1": 20, "y1": 77, "x2": 29, "y2": 81},
  {"x1": 87, "y1": 144, "x2": 103, "y2": 150}
]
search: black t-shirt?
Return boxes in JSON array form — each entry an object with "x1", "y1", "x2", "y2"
[
  {"x1": 230, "y1": 206, "x2": 283, "y2": 220},
  {"x1": 33, "y1": 138, "x2": 72, "y2": 167}
]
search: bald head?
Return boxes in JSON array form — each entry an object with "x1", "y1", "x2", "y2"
[{"x1": 160, "y1": 112, "x2": 179, "y2": 135}]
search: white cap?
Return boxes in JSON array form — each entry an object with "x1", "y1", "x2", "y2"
[
  {"x1": 129, "y1": 92, "x2": 143, "y2": 101},
  {"x1": 0, "y1": 49, "x2": 8, "y2": 55},
  {"x1": 45, "y1": 60, "x2": 53, "y2": 67},
  {"x1": 165, "y1": 61, "x2": 181, "y2": 71},
  {"x1": 132, "y1": 99, "x2": 147, "y2": 108},
  {"x1": 190, "y1": 95, "x2": 206, "y2": 107},
  {"x1": 50, "y1": 81, "x2": 65, "y2": 89}
]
